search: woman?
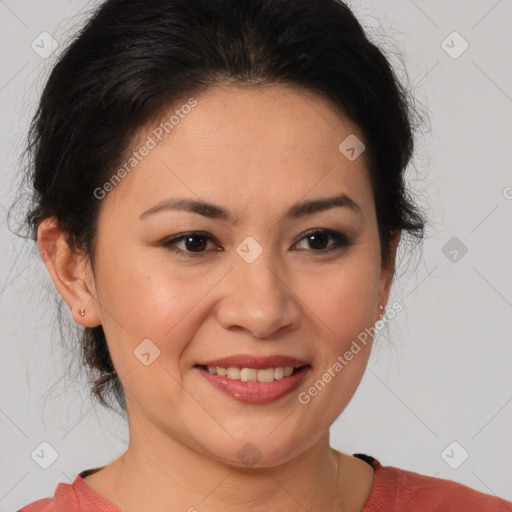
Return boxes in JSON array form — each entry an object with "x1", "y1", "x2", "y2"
[{"x1": 17, "y1": 0, "x2": 511, "y2": 510}]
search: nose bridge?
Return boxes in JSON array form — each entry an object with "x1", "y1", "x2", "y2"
[
  {"x1": 217, "y1": 238, "x2": 301, "y2": 338},
  {"x1": 238, "y1": 247, "x2": 281, "y2": 303}
]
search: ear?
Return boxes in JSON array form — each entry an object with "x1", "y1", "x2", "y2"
[
  {"x1": 377, "y1": 229, "x2": 402, "y2": 319},
  {"x1": 37, "y1": 217, "x2": 101, "y2": 327}
]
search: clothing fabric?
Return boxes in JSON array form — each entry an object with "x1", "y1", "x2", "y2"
[{"x1": 17, "y1": 453, "x2": 512, "y2": 511}]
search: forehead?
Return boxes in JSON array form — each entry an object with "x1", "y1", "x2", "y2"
[
  {"x1": 99, "y1": 84, "x2": 373, "y2": 222},
  {"x1": 162, "y1": 83, "x2": 364, "y2": 165}
]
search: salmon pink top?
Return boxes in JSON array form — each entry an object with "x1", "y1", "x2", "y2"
[{"x1": 17, "y1": 453, "x2": 512, "y2": 511}]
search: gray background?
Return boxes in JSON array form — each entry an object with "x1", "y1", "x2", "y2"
[{"x1": 1, "y1": 0, "x2": 511, "y2": 509}]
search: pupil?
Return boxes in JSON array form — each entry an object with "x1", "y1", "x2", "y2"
[
  {"x1": 186, "y1": 236, "x2": 207, "y2": 251},
  {"x1": 309, "y1": 233, "x2": 328, "y2": 249}
]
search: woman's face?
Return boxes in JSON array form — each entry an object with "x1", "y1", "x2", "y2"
[{"x1": 71, "y1": 84, "x2": 397, "y2": 466}]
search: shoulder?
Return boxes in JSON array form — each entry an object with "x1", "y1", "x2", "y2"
[
  {"x1": 17, "y1": 497, "x2": 54, "y2": 512},
  {"x1": 16, "y1": 467, "x2": 119, "y2": 512},
  {"x1": 354, "y1": 454, "x2": 512, "y2": 512},
  {"x1": 17, "y1": 480, "x2": 81, "y2": 512},
  {"x1": 390, "y1": 464, "x2": 512, "y2": 511}
]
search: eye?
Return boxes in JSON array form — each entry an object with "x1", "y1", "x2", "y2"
[
  {"x1": 292, "y1": 229, "x2": 353, "y2": 253},
  {"x1": 162, "y1": 232, "x2": 221, "y2": 256}
]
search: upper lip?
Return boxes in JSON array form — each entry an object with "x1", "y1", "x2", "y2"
[{"x1": 196, "y1": 354, "x2": 310, "y2": 369}]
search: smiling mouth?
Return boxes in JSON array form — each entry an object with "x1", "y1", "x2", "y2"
[{"x1": 195, "y1": 364, "x2": 308, "y2": 382}]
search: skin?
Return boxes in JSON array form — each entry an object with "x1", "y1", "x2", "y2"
[{"x1": 38, "y1": 83, "x2": 401, "y2": 512}]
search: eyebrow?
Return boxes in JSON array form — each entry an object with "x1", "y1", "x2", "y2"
[{"x1": 139, "y1": 193, "x2": 363, "y2": 221}]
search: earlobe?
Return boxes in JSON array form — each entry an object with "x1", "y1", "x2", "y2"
[{"x1": 37, "y1": 217, "x2": 101, "y2": 327}]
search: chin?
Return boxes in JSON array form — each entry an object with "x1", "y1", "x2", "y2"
[{"x1": 198, "y1": 429, "x2": 321, "y2": 470}]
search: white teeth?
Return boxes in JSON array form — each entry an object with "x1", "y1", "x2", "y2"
[
  {"x1": 205, "y1": 365, "x2": 300, "y2": 381},
  {"x1": 226, "y1": 367, "x2": 241, "y2": 379},
  {"x1": 240, "y1": 368, "x2": 258, "y2": 382},
  {"x1": 256, "y1": 368, "x2": 275, "y2": 383}
]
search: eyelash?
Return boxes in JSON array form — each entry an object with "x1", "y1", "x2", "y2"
[{"x1": 161, "y1": 229, "x2": 354, "y2": 257}]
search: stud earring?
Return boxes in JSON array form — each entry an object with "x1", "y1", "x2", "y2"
[
  {"x1": 379, "y1": 304, "x2": 384, "y2": 311},
  {"x1": 79, "y1": 308, "x2": 85, "y2": 317}
]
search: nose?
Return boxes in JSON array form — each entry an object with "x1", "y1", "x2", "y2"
[{"x1": 215, "y1": 249, "x2": 302, "y2": 339}]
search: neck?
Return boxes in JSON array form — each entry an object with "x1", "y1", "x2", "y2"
[{"x1": 99, "y1": 421, "x2": 351, "y2": 512}]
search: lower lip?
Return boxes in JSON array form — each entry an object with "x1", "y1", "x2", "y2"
[{"x1": 196, "y1": 366, "x2": 311, "y2": 404}]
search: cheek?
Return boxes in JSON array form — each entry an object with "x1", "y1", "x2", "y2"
[
  {"x1": 305, "y1": 252, "x2": 380, "y2": 345},
  {"x1": 301, "y1": 260, "x2": 379, "y2": 419},
  {"x1": 93, "y1": 251, "x2": 222, "y2": 374}
]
